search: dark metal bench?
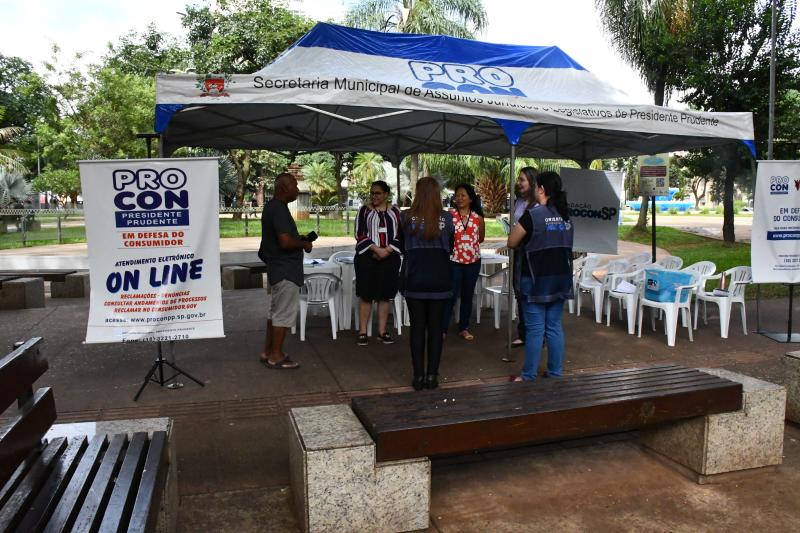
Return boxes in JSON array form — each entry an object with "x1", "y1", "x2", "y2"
[
  {"x1": 351, "y1": 364, "x2": 743, "y2": 462},
  {"x1": 0, "y1": 270, "x2": 77, "y2": 283},
  {"x1": 0, "y1": 338, "x2": 169, "y2": 532}
]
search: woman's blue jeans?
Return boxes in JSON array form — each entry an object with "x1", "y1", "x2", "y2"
[
  {"x1": 519, "y1": 276, "x2": 565, "y2": 381},
  {"x1": 442, "y1": 260, "x2": 481, "y2": 332}
]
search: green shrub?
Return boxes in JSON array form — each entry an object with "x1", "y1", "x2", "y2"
[
  {"x1": 714, "y1": 205, "x2": 724, "y2": 215},
  {"x1": 700, "y1": 207, "x2": 710, "y2": 214},
  {"x1": 668, "y1": 207, "x2": 679, "y2": 215}
]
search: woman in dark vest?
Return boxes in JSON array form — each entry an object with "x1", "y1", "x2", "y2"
[
  {"x1": 506, "y1": 171, "x2": 574, "y2": 381},
  {"x1": 399, "y1": 177, "x2": 455, "y2": 390}
]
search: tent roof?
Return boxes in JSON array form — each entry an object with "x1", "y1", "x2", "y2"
[{"x1": 156, "y1": 23, "x2": 755, "y2": 162}]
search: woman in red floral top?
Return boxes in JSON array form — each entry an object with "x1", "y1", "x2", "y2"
[{"x1": 442, "y1": 183, "x2": 485, "y2": 340}]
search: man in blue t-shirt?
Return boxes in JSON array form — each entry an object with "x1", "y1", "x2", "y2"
[{"x1": 259, "y1": 173, "x2": 312, "y2": 369}]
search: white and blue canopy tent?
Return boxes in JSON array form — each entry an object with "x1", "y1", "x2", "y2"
[
  {"x1": 156, "y1": 23, "x2": 754, "y2": 165},
  {"x1": 155, "y1": 22, "x2": 755, "y2": 351}
]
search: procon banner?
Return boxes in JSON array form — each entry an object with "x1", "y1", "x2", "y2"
[
  {"x1": 79, "y1": 158, "x2": 224, "y2": 343},
  {"x1": 752, "y1": 160, "x2": 800, "y2": 283},
  {"x1": 560, "y1": 168, "x2": 623, "y2": 254}
]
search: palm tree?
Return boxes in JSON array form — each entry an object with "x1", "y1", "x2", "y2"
[
  {"x1": 303, "y1": 160, "x2": 336, "y2": 196},
  {"x1": 595, "y1": 0, "x2": 691, "y2": 229},
  {"x1": 352, "y1": 152, "x2": 387, "y2": 199},
  {"x1": 345, "y1": 0, "x2": 489, "y2": 199},
  {"x1": 346, "y1": 0, "x2": 487, "y2": 39},
  {"x1": 0, "y1": 167, "x2": 30, "y2": 208}
]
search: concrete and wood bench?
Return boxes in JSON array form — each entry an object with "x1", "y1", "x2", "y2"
[
  {"x1": 0, "y1": 338, "x2": 177, "y2": 532},
  {"x1": 0, "y1": 269, "x2": 77, "y2": 283},
  {"x1": 0, "y1": 276, "x2": 45, "y2": 310},
  {"x1": 220, "y1": 263, "x2": 264, "y2": 290},
  {"x1": 290, "y1": 364, "x2": 786, "y2": 533},
  {"x1": 0, "y1": 269, "x2": 89, "y2": 305}
]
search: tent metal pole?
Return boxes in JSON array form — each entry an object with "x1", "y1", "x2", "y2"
[
  {"x1": 396, "y1": 164, "x2": 401, "y2": 206},
  {"x1": 507, "y1": 144, "x2": 516, "y2": 358}
]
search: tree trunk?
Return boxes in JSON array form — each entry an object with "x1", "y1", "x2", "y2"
[
  {"x1": 634, "y1": 80, "x2": 667, "y2": 230},
  {"x1": 409, "y1": 153, "x2": 419, "y2": 205},
  {"x1": 720, "y1": 145, "x2": 739, "y2": 244},
  {"x1": 333, "y1": 152, "x2": 345, "y2": 204},
  {"x1": 635, "y1": 195, "x2": 650, "y2": 229},
  {"x1": 229, "y1": 149, "x2": 252, "y2": 221}
]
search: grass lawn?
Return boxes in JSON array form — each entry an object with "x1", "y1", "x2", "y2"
[{"x1": 618, "y1": 226, "x2": 778, "y2": 299}]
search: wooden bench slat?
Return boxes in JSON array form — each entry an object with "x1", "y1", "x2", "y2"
[
  {"x1": 127, "y1": 431, "x2": 168, "y2": 533},
  {"x1": 98, "y1": 432, "x2": 148, "y2": 533},
  {"x1": 15, "y1": 436, "x2": 88, "y2": 533},
  {"x1": 0, "y1": 437, "x2": 67, "y2": 531},
  {"x1": 0, "y1": 387, "x2": 57, "y2": 488},
  {"x1": 0, "y1": 337, "x2": 45, "y2": 414},
  {"x1": 43, "y1": 434, "x2": 107, "y2": 533},
  {"x1": 380, "y1": 380, "x2": 743, "y2": 431},
  {"x1": 352, "y1": 366, "x2": 744, "y2": 461},
  {"x1": 359, "y1": 372, "x2": 734, "y2": 428},
  {"x1": 0, "y1": 270, "x2": 77, "y2": 283},
  {"x1": 358, "y1": 366, "x2": 700, "y2": 413},
  {"x1": 374, "y1": 385, "x2": 743, "y2": 461},
  {"x1": 0, "y1": 447, "x2": 40, "y2": 509},
  {"x1": 237, "y1": 262, "x2": 267, "y2": 274},
  {"x1": 72, "y1": 433, "x2": 128, "y2": 533}
]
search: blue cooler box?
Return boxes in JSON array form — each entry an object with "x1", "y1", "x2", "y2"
[{"x1": 645, "y1": 269, "x2": 693, "y2": 303}]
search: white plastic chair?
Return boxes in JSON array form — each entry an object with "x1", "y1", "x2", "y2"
[
  {"x1": 605, "y1": 268, "x2": 645, "y2": 334},
  {"x1": 637, "y1": 270, "x2": 697, "y2": 347},
  {"x1": 353, "y1": 292, "x2": 403, "y2": 336},
  {"x1": 577, "y1": 257, "x2": 626, "y2": 323},
  {"x1": 654, "y1": 255, "x2": 683, "y2": 270},
  {"x1": 299, "y1": 273, "x2": 339, "y2": 341},
  {"x1": 479, "y1": 268, "x2": 516, "y2": 329},
  {"x1": 329, "y1": 250, "x2": 355, "y2": 329},
  {"x1": 567, "y1": 255, "x2": 587, "y2": 314},
  {"x1": 626, "y1": 251, "x2": 653, "y2": 268},
  {"x1": 681, "y1": 261, "x2": 717, "y2": 326},
  {"x1": 694, "y1": 266, "x2": 751, "y2": 338}
]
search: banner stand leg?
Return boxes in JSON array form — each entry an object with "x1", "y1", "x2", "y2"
[
  {"x1": 758, "y1": 283, "x2": 800, "y2": 343},
  {"x1": 134, "y1": 341, "x2": 205, "y2": 401}
]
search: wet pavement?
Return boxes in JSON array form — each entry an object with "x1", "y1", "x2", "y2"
[{"x1": 1, "y1": 234, "x2": 798, "y2": 532}]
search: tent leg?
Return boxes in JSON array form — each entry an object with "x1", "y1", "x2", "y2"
[{"x1": 507, "y1": 144, "x2": 516, "y2": 359}]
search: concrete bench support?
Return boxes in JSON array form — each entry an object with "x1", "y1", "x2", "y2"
[
  {"x1": 51, "y1": 271, "x2": 90, "y2": 298},
  {"x1": 289, "y1": 404, "x2": 430, "y2": 533},
  {"x1": 221, "y1": 265, "x2": 263, "y2": 290},
  {"x1": 0, "y1": 277, "x2": 45, "y2": 309},
  {"x1": 784, "y1": 351, "x2": 800, "y2": 423},
  {"x1": 641, "y1": 368, "x2": 785, "y2": 478},
  {"x1": 45, "y1": 417, "x2": 178, "y2": 533}
]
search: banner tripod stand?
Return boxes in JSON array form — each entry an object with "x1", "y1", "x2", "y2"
[
  {"x1": 758, "y1": 283, "x2": 800, "y2": 343},
  {"x1": 134, "y1": 341, "x2": 204, "y2": 401}
]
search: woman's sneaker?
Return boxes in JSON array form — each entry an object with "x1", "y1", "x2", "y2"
[
  {"x1": 377, "y1": 332, "x2": 394, "y2": 345},
  {"x1": 357, "y1": 334, "x2": 369, "y2": 346}
]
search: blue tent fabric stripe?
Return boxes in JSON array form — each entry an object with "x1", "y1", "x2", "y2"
[
  {"x1": 495, "y1": 119, "x2": 532, "y2": 146},
  {"x1": 156, "y1": 104, "x2": 186, "y2": 133},
  {"x1": 293, "y1": 22, "x2": 587, "y2": 70}
]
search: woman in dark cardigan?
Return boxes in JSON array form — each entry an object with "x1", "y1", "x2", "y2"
[{"x1": 399, "y1": 177, "x2": 455, "y2": 390}]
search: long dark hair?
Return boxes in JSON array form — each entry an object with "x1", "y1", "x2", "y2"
[
  {"x1": 536, "y1": 171, "x2": 570, "y2": 221},
  {"x1": 517, "y1": 166, "x2": 537, "y2": 206},
  {"x1": 452, "y1": 183, "x2": 484, "y2": 218},
  {"x1": 406, "y1": 176, "x2": 443, "y2": 239}
]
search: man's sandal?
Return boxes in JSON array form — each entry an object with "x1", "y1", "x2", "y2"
[{"x1": 261, "y1": 356, "x2": 300, "y2": 370}]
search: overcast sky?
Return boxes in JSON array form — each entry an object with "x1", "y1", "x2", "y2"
[{"x1": 2, "y1": 0, "x2": 663, "y2": 103}]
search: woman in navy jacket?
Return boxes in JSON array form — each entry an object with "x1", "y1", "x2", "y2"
[{"x1": 399, "y1": 177, "x2": 455, "y2": 390}]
